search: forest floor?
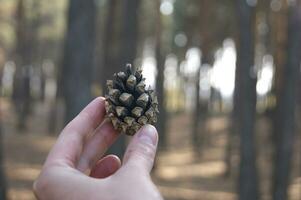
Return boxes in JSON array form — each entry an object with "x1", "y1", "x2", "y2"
[{"x1": 1, "y1": 98, "x2": 300, "y2": 200}]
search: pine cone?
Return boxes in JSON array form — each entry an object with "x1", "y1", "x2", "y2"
[{"x1": 105, "y1": 64, "x2": 159, "y2": 136}]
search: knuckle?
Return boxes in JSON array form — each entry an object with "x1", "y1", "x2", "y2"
[
  {"x1": 127, "y1": 142, "x2": 156, "y2": 162},
  {"x1": 33, "y1": 168, "x2": 52, "y2": 199},
  {"x1": 63, "y1": 111, "x2": 92, "y2": 132},
  {"x1": 33, "y1": 176, "x2": 47, "y2": 198},
  {"x1": 62, "y1": 121, "x2": 76, "y2": 133}
]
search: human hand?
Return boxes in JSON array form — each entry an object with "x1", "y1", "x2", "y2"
[{"x1": 33, "y1": 97, "x2": 163, "y2": 200}]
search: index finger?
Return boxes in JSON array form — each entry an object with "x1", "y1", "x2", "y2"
[{"x1": 45, "y1": 97, "x2": 107, "y2": 167}]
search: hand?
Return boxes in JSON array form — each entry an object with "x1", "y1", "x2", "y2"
[{"x1": 33, "y1": 97, "x2": 163, "y2": 200}]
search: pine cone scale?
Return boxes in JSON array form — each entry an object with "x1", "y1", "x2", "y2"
[{"x1": 105, "y1": 64, "x2": 159, "y2": 136}]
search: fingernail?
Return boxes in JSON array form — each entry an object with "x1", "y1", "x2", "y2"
[{"x1": 138, "y1": 125, "x2": 157, "y2": 146}]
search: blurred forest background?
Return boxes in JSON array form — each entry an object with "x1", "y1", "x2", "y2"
[{"x1": 0, "y1": 0, "x2": 300, "y2": 200}]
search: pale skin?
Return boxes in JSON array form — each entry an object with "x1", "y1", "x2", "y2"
[{"x1": 33, "y1": 97, "x2": 163, "y2": 200}]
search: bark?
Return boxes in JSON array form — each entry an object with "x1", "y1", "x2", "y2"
[
  {"x1": 101, "y1": 0, "x2": 119, "y2": 94},
  {"x1": 272, "y1": 2, "x2": 301, "y2": 200},
  {"x1": 0, "y1": 70, "x2": 6, "y2": 198},
  {"x1": 269, "y1": 0, "x2": 288, "y2": 134},
  {"x1": 155, "y1": 0, "x2": 167, "y2": 149},
  {"x1": 15, "y1": 0, "x2": 30, "y2": 64},
  {"x1": 0, "y1": 118, "x2": 6, "y2": 200},
  {"x1": 236, "y1": 1, "x2": 259, "y2": 200},
  {"x1": 62, "y1": 0, "x2": 96, "y2": 123},
  {"x1": 272, "y1": 0, "x2": 288, "y2": 97},
  {"x1": 192, "y1": 0, "x2": 211, "y2": 155},
  {"x1": 192, "y1": 65, "x2": 201, "y2": 155},
  {"x1": 120, "y1": 0, "x2": 140, "y2": 66},
  {"x1": 109, "y1": 0, "x2": 140, "y2": 157},
  {"x1": 102, "y1": 0, "x2": 142, "y2": 157},
  {"x1": 13, "y1": 0, "x2": 31, "y2": 130},
  {"x1": 192, "y1": 56, "x2": 209, "y2": 156},
  {"x1": 225, "y1": 32, "x2": 240, "y2": 177}
]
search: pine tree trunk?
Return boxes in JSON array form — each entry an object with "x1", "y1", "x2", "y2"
[
  {"x1": 236, "y1": 1, "x2": 259, "y2": 200},
  {"x1": 120, "y1": 0, "x2": 140, "y2": 66},
  {"x1": 155, "y1": 0, "x2": 167, "y2": 149},
  {"x1": 272, "y1": 0, "x2": 288, "y2": 98},
  {"x1": 224, "y1": 32, "x2": 240, "y2": 177},
  {"x1": 13, "y1": 0, "x2": 31, "y2": 131},
  {"x1": 192, "y1": 66, "x2": 201, "y2": 155},
  {"x1": 192, "y1": 56, "x2": 209, "y2": 156},
  {"x1": 269, "y1": 0, "x2": 288, "y2": 138},
  {"x1": 101, "y1": 0, "x2": 126, "y2": 157},
  {"x1": 111, "y1": 0, "x2": 140, "y2": 157},
  {"x1": 62, "y1": 0, "x2": 96, "y2": 123},
  {"x1": 101, "y1": 0, "x2": 119, "y2": 94},
  {"x1": 272, "y1": 2, "x2": 301, "y2": 200},
  {"x1": 106, "y1": 0, "x2": 141, "y2": 157},
  {"x1": 0, "y1": 92, "x2": 6, "y2": 199},
  {"x1": 0, "y1": 127, "x2": 6, "y2": 200},
  {"x1": 192, "y1": 0, "x2": 211, "y2": 155}
]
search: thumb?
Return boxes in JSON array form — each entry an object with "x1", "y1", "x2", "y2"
[{"x1": 122, "y1": 125, "x2": 158, "y2": 173}]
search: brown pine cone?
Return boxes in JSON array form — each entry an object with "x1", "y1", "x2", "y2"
[{"x1": 104, "y1": 64, "x2": 159, "y2": 136}]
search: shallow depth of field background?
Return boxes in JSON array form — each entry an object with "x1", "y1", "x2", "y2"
[{"x1": 0, "y1": 0, "x2": 300, "y2": 200}]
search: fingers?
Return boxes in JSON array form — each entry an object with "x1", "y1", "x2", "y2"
[
  {"x1": 122, "y1": 125, "x2": 158, "y2": 173},
  {"x1": 76, "y1": 121, "x2": 119, "y2": 172},
  {"x1": 90, "y1": 155, "x2": 121, "y2": 179},
  {"x1": 45, "y1": 97, "x2": 107, "y2": 167}
]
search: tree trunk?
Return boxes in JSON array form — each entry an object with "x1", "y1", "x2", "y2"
[
  {"x1": 0, "y1": 76, "x2": 6, "y2": 199},
  {"x1": 236, "y1": 1, "x2": 259, "y2": 200},
  {"x1": 0, "y1": 114, "x2": 6, "y2": 200},
  {"x1": 224, "y1": 32, "x2": 241, "y2": 177},
  {"x1": 101, "y1": 0, "x2": 119, "y2": 94},
  {"x1": 102, "y1": 0, "x2": 140, "y2": 157},
  {"x1": 272, "y1": 2, "x2": 301, "y2": 200},
  {"x1": 272, "y1": 0, "x2": 288, "y2": 98},
  {"x1": 62, "y1": 0, "x2": 96, "y2": 123},
  {"x1": 192, "y1": 65, "x2": 201, "y2": 155},
  {"x1": 120, "y1": 0, "x2": 140, "y2": 66},
  {"x1": 192, "y1": 56, "x2": 209, "y2": 156},
  {"x1": 269, "y1": 0, "x2": 288, "y2": 144},
  {"x1": 13, "y1": 0, "x2": 31, "y2": 131},
  {"x1": 107, "y1": 0, "x2": 141, "y2": 157},
  {"x1": 155, "y1": 0, "x2": 167, "y2": 149},
  {"x1": 191, "y1": 0, "x2": 212, "y2": 155}
]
